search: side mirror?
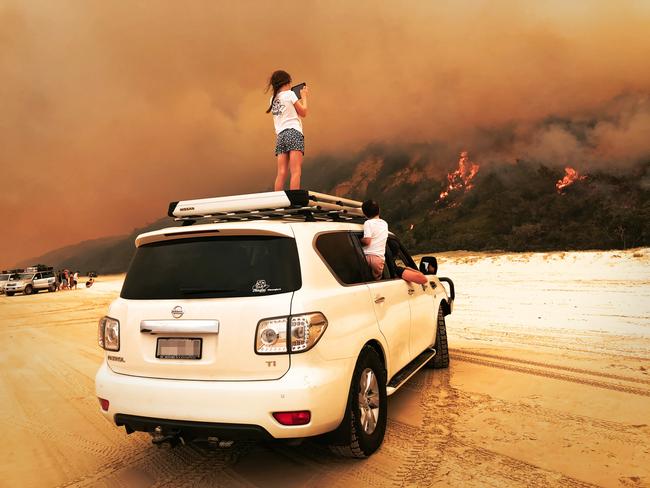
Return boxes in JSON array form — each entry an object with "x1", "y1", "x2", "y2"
[{"x1": 419, "y1": 256, "x2": 438, "y2": 275}]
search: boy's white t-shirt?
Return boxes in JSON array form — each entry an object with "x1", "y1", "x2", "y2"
[
  {"x1": 363, "y1": 218, "x2": 388, "y2": 259},
  {"x1": 270, "y1": 90, "x2": 303, "y2": 135}
]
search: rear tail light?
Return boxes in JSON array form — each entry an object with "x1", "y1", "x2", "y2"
[
  {"x1": 98, "y1": 398, "x2": 110, "y2": 411},
  {"x1": 98, "y1": 316, "x2": 120, "y2": 351},
  {"x1": 255, "y1": 312, "x2": 327, "y2": 354},
  {"x1": 273, "y1": 411, "x2": 311, "y2": 425}
]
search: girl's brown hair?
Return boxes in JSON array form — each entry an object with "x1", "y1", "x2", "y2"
[{"x1": 266, "y1": 70, "x2": 292, "y2": 113}]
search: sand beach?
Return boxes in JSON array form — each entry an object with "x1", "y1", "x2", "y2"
[{"x1": 0, "y1": 250, "x2": 648, "y2": 487}]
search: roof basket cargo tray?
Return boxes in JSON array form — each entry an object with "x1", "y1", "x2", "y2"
[{"x1": 167, "y1": 190, "x2": 365, "y2": 226}]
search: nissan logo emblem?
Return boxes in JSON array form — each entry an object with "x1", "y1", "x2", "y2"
[{"x1": 171, "y1": 306, "x2": 184, "y2": 319}]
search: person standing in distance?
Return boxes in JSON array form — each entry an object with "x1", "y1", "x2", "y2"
[
  {"x1": 360, "y1": 199, "x2": 388, "y2": 280},
  {"x1": 266, "y1": 70, "x2": 309, "y2": 190}
]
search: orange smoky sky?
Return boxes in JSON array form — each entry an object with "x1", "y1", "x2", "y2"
[{"x1": 1, "y1": 1, "x2": 650, "y2": 266}]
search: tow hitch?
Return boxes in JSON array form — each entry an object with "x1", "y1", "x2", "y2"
[{"x1": 150, "y1": 426, "x2": 184, "y2": 447}]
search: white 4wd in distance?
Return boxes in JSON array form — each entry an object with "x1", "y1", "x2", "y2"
[{"x1": 95, "y1": 190, "x2": 454, "y2": 457}]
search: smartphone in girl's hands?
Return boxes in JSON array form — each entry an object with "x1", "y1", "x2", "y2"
[{"x1": 291, "y1": 82, "x2": 306, "y2": 99}]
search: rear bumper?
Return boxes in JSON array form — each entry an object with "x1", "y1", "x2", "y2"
[
  {"x1": 115, "y1": 414, "x2": 273, "y2": 441},
  {"x1": 95, "y1": 355, "x2": 355, "y2": 439}
]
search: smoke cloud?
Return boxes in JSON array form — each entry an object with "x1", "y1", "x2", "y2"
[{"x1": 1, "y1": 0, "x2": 649, "y2": 265}]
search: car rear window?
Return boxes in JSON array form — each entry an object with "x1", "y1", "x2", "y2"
[{"x1": 121, "y1": 235, "x2": 301, "y2": 299}]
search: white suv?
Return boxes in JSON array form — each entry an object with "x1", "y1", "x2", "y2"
[
  {"x1": 4, "y1": 269, "x2": 56, "y2": 296},
  {"x1": 95, "y1": 191, "x2": 454, "y2": 457}
]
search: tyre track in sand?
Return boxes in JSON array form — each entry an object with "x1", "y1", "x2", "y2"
[
  {"x1": 392, "y1": 370, "x2": 455, "y2": 487},
  {"x1": 449, "y1": 348, "x2": 650, "y2": 386},
  {"x1": 451, "y1": 351, "x2": 650, "y2": 397},
  {"x1": 452, "y1": 328, "x2": 650, "y2": 361},
  {"x1": 56, "y1": 442, "x2": 254, "y2": 488},
  {"x1": 391, "y1": 370, "x2": 603, "y2": 488}
]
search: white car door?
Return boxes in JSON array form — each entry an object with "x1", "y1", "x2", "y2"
[
  {"x1": 387, "y1": 239, "x2": 437, "y2": 357},
  {"x1": 347, "y1": 232, "x2": 413, "y2": 375},
  {"x1": 366, "y1": 278, "x2": 413, "y2": 374}
]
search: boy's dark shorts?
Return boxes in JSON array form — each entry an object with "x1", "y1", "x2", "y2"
[{"x1": 275, "y1": 128, "x2": 305, "y2": 156}]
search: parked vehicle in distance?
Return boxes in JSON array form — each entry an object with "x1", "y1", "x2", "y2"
[
  {"x1": 95, "y1": 190, "x2": 455, "y2": 457},
  {"x1": 0, "y1": 273, "x2": 17, "y2": 295},
  {"x1": 5, "y1": 270, "x2": 57, "y2": 296}
]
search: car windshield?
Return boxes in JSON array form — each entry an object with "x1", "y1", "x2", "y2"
[
  {"x1": 18, "y1": 273, "x2": 35, "y2": 280},
  {"x1": 121, "y1": 235, "x2": 302, "y2": 299},
  {"x1": 0, "y1": 274, "x2": 10, "y2": 281}
]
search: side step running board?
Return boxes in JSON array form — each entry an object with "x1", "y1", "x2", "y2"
[{"x1": 386, "y1": 348, "x2": 436, "y2": 396}]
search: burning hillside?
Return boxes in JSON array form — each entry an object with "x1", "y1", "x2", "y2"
[
  {"x1": 556, "y1": 167, "x2": 588, "y2": 193},
  {"x1": 438, "y1": 151, "x2": 480, "y2": 201},
  {"x1": 303, "y1": 143, "x2": 649, "y2": 253}
]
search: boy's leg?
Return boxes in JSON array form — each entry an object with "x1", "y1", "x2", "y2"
[
  {"x1": 365, "y1": 255, "x2": 384, "y2": 280},
  {"x1": 275, "y1": 153, "x2": 289, "y2": 191},
  {"x1": 288, "y1": 150, "x2": 303, "y2": 190}
]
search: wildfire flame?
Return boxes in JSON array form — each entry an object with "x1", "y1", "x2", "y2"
[
  {"x1": 438, "y1": 151, "x2": 480, "y2": 201},
  {"x1": 556, "y1": 167, "x2": 587, "y2": 193}
]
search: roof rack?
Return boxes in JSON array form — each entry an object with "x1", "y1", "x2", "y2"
[{"x1": 167, "y1": 190, "x2": 365, "y2": 226}]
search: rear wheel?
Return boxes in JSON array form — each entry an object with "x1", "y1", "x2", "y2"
[
  {"x1": 329, "y1": 346, "x2": 387, "y2": 458},
  {"x1": 429, "y1": 307, "x2": 449, "y2": 369},
  {"x1": 24, "y1": 285, "x2": 33, "y2": 295},
  {"x1": 48, "y1": 285, "x2": 56, "y2": 292}
]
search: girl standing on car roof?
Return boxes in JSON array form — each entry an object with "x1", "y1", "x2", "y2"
[{"x1": 266, "y1": 70, "x2": 309, "y2": 191}]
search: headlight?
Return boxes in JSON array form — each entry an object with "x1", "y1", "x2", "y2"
[
  {"x1": 255, "y1": 312, "x2": 327, "y2": 354},
  {"x1": 98, "y1": 316, "x2": 120, "y2": 351}
]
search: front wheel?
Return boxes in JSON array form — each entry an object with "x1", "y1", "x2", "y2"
[
  {"x1": 24, "y1": 285, "x2": 33, "y2": 295},
  {"x1": 329, "y1": 346, "x2": 387, "y2": 458},
  {"x1": 428, "y1": 307, "x2": 449, "y2": 369}
]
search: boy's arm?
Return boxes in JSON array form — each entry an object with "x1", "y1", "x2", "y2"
[{"x1": 361, "y1": 221, "x2": 372, "y2": 247}]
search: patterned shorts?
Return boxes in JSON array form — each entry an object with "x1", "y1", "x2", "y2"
[{"x1": 275, "y1": 128, "x2": 305, "y2": 156}]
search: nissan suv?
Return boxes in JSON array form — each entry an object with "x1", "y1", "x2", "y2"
[
  {"x1": 95, "y1": 190, "x2": 454, "y2": 457},
  {"x1": 4, "y1": 270, "x2": 56, "y2": 296}
]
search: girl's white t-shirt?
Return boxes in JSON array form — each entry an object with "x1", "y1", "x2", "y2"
[{"x1": 270, "y1": 90, "x2": 303, "y2": 135}]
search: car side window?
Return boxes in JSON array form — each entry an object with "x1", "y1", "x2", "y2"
[
  {"x1": 386, "y1": 238, "x2": 417, "y2": 278},
  {"x1": 34, "y1": 273, "x2": 41, "y2": 280},
  {"x1": 352, "y1": 232, "x2": 391, "y2": 280},
  {"x1": 316, "y1": 232, "x2": 371, "y2": 285}
]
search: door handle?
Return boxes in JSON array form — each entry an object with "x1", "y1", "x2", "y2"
[
  {"x1": 407, "y1": 288, "x2": 415, "y2": 295},
  {"x1": 140, "y1": 320, "x2": 220, "y2": 334},
  {"x1": 374, "y1": 296, "x2": 385, "y2": 304}
]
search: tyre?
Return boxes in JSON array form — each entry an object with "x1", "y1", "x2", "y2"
[
  {"x1": 329, "y1": 346, "x2": 387, "y2": 458},
  {"x1": 24, "y1": 285, "x2": 33, "y2": 295},
  {"x1": 429, "y1": 307, "x2": 449, "y2": 369},
  {"x1": 48, "y1": 285, "x2": 56, "y2": 292}
]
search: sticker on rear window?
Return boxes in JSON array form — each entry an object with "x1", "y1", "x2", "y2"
[
  {"x1": 252, "y1": 280, "x2": 281, "y2": 293},
  {"x1": 253, "y1": 280, "x2": 269, "y2": 293}
]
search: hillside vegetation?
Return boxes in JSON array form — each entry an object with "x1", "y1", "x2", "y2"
[
  {"x1": 18, "y1": 147, "x2": 649, "y2": 273},
  {"x1": 303, "y1": 148, "x2": 650, "y2": 254}
]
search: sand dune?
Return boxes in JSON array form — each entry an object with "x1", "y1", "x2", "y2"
[{"x1": 0, "y1": 250, "x2": 648, "y2": 487}]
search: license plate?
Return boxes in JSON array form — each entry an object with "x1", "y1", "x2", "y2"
[{"x1": 156, "y1": 338, "x2": 202, "y2": 359}]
